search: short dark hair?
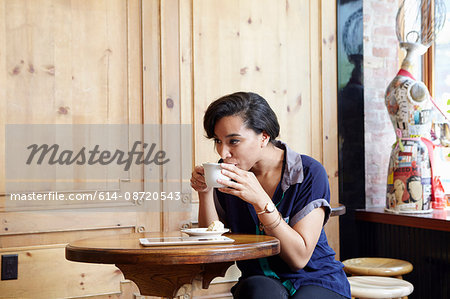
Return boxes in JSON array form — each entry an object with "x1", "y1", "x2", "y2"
[{"x1": 203, "y1": 92, "x2": 280, "y2": 143}]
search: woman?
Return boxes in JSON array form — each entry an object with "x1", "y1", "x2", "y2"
[{"x1": 190, "y1": 92, "x2": 351, "y2": 299}]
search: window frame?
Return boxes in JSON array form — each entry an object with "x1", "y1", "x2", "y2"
[{"x1": 423, "y1": 43, "x2": 435, "y2": 97}]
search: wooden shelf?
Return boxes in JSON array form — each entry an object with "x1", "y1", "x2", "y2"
[{"x1": 355, "y1": 207, "x2": 450, "y2": 232}]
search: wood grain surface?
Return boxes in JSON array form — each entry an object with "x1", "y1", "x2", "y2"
[
  {"x1": 343, "y1": 257, "x2": 413, "y2": 277},
  {"x1": 356, "y1": 207, "x2": 450, "y2": 232},
  {"x1": 66, "y1": 232, "x2": 279, "y2": 297},
  {"x1": 66, "y1": 232, "x2": 280, "y2": 265}
]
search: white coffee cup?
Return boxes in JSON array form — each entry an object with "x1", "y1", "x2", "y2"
[{"x1": 202, "y1": 163, "x2": 231, "y2": 188}]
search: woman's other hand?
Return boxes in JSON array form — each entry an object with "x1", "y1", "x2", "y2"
[{"x1": 190, "y1": 165, "x2": 210, "y2": 193}]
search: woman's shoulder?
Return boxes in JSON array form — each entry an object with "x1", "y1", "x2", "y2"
[
  {"x1": 276, "y1": 140, "x2": 325, "y2": 170},
  {"x1": 299, "y1": 155, "x2": 326, "y2": 170},
  {"x1": 276, "y1": 141, "x2": 328, "y2": 186},
  {"x1": 297, "y1": 155, "x2": 329, "y2": 185}
]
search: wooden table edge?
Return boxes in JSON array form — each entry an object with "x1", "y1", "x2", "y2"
[
  {"x1": 65, "y1": 234, "x2": 281, "y2": 265},
  {"x1": 65, "y1": 233, "x2": 281, "y2": 297}
]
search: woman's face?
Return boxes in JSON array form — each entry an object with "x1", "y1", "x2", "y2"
[
  {"x1": 407, "y1": 180, "x2": 422, "y2": 202},
  {"x1": 213, "y1": 115, "x2": 266, "y2": 171},
  {"x1": 394, "y1": 179, "x2": 405, "y2": 203}
]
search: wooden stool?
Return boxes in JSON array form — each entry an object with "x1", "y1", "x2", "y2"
[
  {"x1": 348, "y1": 276, "x2": 413, "y2": 299},
  {"x1": 342, "y1": 258, "x2": 413, "y2": 279}
]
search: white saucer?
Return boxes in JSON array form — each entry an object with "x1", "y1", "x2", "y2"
[{"x1": 181, "y1": 228, "x2": 229, "y2": 237}]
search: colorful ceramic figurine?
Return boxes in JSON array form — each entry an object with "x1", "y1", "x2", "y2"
[{"x1": 385, "y1": 42, "x2": 434, "y2": 213}]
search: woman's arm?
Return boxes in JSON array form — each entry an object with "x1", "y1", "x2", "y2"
[
  {"x1": 258, "y1": 205, "x2": 325, "y2": 271},
  {"x1": 198, "y1": 190, "x2": 219, "y2": 227},
  {"x1": 191, "y1": 165, "x2": 219, "y2": 227},
  {"x1": 218, "y1": 163, "x2": 326, "y2": 271}
]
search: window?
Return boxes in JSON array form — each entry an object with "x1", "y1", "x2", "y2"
[
  {"x1": 421, "y1": 0, "x2": 450, "y2": 195},
  {"x1": 424, "y1": 0, "x2": 450, "y2": 117},
  {"x1": 433, "y1": 1, "x2": 450, "y2": 115}
]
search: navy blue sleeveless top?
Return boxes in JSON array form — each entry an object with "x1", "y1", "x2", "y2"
[{"x1": 213, "y1": 141, "x2": 351, "y2": 298}]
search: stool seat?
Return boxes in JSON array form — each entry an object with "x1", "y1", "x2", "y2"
[
  {"x1": 343, "y1": 258, "x2": 413, "y2": 277},
  {"x1": 348, "y1": 276, "x2": 413, "y2": 298}
]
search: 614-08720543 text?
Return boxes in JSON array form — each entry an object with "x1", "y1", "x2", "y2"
[{"x1": 9, "y1": 191, "x2": 181, "y2": 201}]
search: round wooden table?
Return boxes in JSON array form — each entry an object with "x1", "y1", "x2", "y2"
[{"x1": 66, "y1": 232, "x2": 280, "y2": 298}]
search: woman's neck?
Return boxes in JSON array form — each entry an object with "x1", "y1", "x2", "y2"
[{"x1": 250, "y1": 143, "x2": 284, "y2": 177}]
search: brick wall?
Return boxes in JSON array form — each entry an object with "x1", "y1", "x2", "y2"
[{"x1": 363, "y1": 0, "x2": 398, "y2": 207}]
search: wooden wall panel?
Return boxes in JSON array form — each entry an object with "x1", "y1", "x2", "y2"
[
  {"x1": 159, "y1": 0, "x2": 193, "y2": 231},
  {"x1": 319, "y1": 0, "x2": 340, "y2": 258},
  {"x1": 142, "y1": 0, "x2": 162, "y2": 126},
  {"x1": 0, "y1": 0, "x2": 153, "y2": 229},
  {"x1": 179, "y1": 0, "x2": 196, "y2": 227},
  {"x1": 141, "y1": 0, "x2": 164, "y2": 233},
  {"x1": 0, "y1": 0, "x2": 339, "y2": 297},
  {"x1": 0, "y1": 0, "x2": 5, "y2": 202},
  {"x1": 0, "y1": 225, "x2": 134, "y2": 248},
  {"x1": 0, "y1": 245, "x2": 124, "y2": 298},
  {"x1": 0, "y1": 0, "x2": 153, "y2": 293},
  {"x1": 309, "y1": 0, "x2": 323, "y2": 163},
  {"x1": 1, "y1": 0, "x2": 130, "y2": 125},
  {"x1": 191, "y1": 0, "x2": 339, "y2": 256},
  {"x1": 0, "y1": 0, "x2": 143, "y2": 191},
  {"x1": 0, "y1": 0, "x2": 152, "y2": 296},
  {"x1": 161, "y1": 0, "x2": 182, "y2": 232},
  {"x1": 193, "y1": 0, "x2": 315, "y2": 165}
]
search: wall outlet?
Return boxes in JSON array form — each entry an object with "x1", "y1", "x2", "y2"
[{"x1": 1, "y1": 254, "x2": 18, "y2": 280}]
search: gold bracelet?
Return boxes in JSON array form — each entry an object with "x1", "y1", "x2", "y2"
[
  {"x1": 265, "y1": 213, "x2": 282, "y2": 231},
  {"x1": 259, "y1": 212, "x2": 282, "y2": 231}
]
